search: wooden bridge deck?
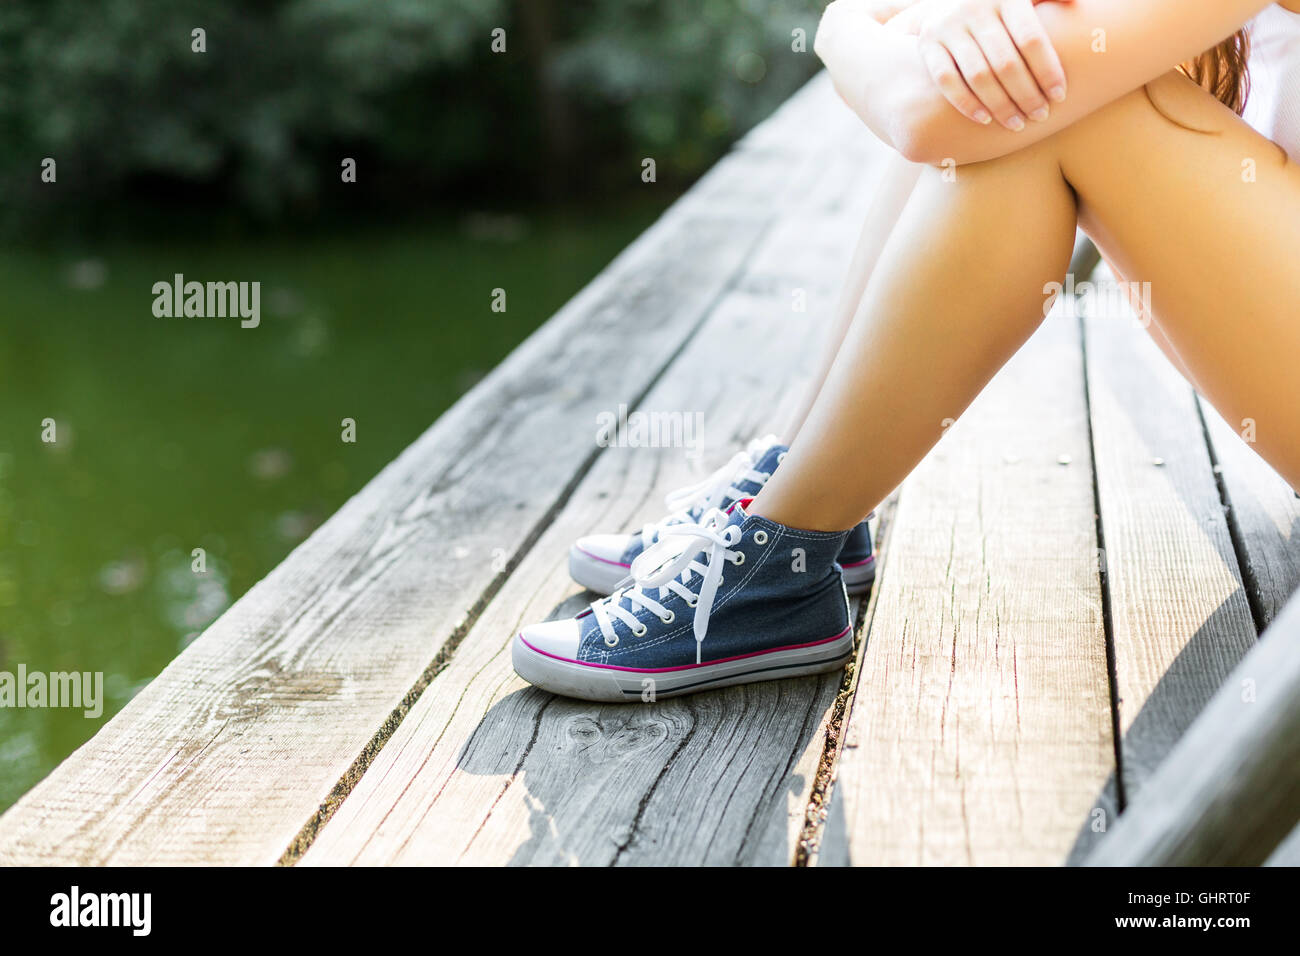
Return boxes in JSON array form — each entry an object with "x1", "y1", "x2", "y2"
[{"x1": 4, "y1": 74, "x2": 1299, "y2": 866}]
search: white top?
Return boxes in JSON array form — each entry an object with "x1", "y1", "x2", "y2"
[{"x1": 1243, "y1": 4, "x2": 1300, "y2": 159}]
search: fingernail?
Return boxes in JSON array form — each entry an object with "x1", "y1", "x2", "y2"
[
  {"x1": 1049, "y1": 85, "x2": 1067, "y2": 103},
  {"x1": 1029, "y1": 106, "x2": 1050, "y2": 122},
  {"x1": 1006, "y1": 115, "x2": 1025, "y2": 132},
  {"x1": 974, "y1": 109, "x2": 993, "y2": 125}
]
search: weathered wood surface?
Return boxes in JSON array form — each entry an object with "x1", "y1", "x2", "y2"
[
  {"x1": 1082, "y1": 308, "x2": 1256, "y2": 805},
  {"x1": 1200, "y1": 401, "x2": 1300, "y2": 627},
  {"x1": 301, "y1": 149, "x2": 893, "y2": 866},
  {"x1": 0, "y1": 73, "x2": 870, "y2": 866},
  {"x1": 1264, "y1": 820, "x2": 1300, "y2": 866},
  {"x1": 6, "y1": 73, "x2": 1299, "y2": 867},
  {"x1": 1085, "y1": 590, "x2": 1300, "y2": 866},
  {"x1": 815, "y1": 309, "x2": 1115, "y2": 866}
]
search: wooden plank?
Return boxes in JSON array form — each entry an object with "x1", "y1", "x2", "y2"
[
  {"x1": 796, "y1": 493, "x2": 896, "y2": 867},
  {"x1": 691, "y1": 79, "x2": 879, "y2": 223},
  {"x1": 737, "y1": 74, "x2": 878, "y2": 160},
  {"x1": 1201, "y1": 401, "x2": 1300, "y2": 627},
  {"x1": 815, "y1": 310, "x2": 1114, "y2": 866},
  {"x1": 1085, "y1": 591, "x2": 1300, "y2": 866},
  {"x1": 1264, "y1": 821, "x2": 1300, "y2": 866},
  {"x1": 0, "y1": 84, "x2": 856, "y2": 865},
  {"x1": 300, "y1": 161, "x2": 892, "y2": 867},
  {"x1": 1083, "y1": 309, "x2": 1256, "y2": 804}
]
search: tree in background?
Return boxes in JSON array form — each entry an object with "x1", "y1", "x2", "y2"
[{"x1": 0, "y1": 0, "x2": 820, "y2": 233}]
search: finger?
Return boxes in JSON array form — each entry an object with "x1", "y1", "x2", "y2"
[
  {"x1": 970, "y1": 14, "x2": 1050, "y2": 121},
  {"x1": 944, "y1": 31, "x2": 1025, "y2": 131},
  {"x1": 1000, "y1": 0, "x2": 1067, "y2": 103},
  {"x1": 919, "y1": 40, "x2": 993, "y2": 126}
]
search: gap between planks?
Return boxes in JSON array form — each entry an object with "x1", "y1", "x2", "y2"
[
  {"x1": 275, "y1": 211, "x2": 787, "y2": 866},
  {"x1": 794, "y1": 493, "x2": 897, "y2": 867},
  {"x1": 297, "y1": 190, "x2": 889, "y2": 867},
  {"x1": 1081, "y1": 299, "x2": 1257, "y2": 808},
  {"x1": 813, "y1": 310, "x2": 1114, "y2": 866},
  {"x1": 0, "y1": 74, "x2": 883, "y2": 866}
]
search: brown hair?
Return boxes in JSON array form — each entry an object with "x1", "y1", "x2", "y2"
[
  {"x1": 1145, "y1": 28, "x2": 1250, "y2": 133},
  {"x1": 1184, "y1": 29, "x2": 1252, "y2": 114}
]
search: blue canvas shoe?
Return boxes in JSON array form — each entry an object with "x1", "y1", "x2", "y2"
[
  {"x1": 569, "y1": 435, "x2": 875, "y2": 595},
  {"x1": 516, "y1": 500, "x2": 855, "y2": 701},
  {"x1": 837, "y1": 521, "x2": 875, "y2": 587}
]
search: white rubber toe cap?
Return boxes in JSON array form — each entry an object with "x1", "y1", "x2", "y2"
[
  {"x1": 517, "y1": 617, "x2": 583, "y2": 660},
  {"x1": 572, "y1": 533, "x2": 634, "y2": 565}
]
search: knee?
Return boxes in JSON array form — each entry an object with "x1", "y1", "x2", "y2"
[
  {"x1": 1139, "y1": 70, "x2": 1238, "y2": 134},
  {"x1": 935, "y1": 134, "x2": 1065, "y2": 183},
  {"x1": 1059, "y1": 70, "x2": 1234, "y2": 154}
]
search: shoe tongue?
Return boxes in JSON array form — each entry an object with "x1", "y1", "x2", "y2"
[
  {"x1": 749, "y1": 439, "x2": 786, "y2": 469},
  {"x1": 732, "y1": 442, "x2": 787, "y2": 497},
  {"x1": 726, "y1": 497, "x2": 755, "y2": 519}
]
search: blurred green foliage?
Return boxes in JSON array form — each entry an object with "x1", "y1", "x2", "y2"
[{"x1": 0, "y1": 0, "x2": 821, "y2": 234}]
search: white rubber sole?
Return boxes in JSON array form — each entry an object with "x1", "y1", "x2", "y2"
[
  {"x1": 840, "y1": 558, "x2": 876, "y2": 595},
  {"x1": 511, "y1": 626, "x2": 854, "y2": 702},
  {"x1": 568, "y1": 544, "x2": 875, "y2": 597}
]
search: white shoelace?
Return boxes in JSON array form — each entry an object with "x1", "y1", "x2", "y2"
[
  {"x1": 593, "y1": 508, "x2": 744, "y2": 664},
  {"x1": 638, "y1": 436, "x2": 780, "y2": 550}
]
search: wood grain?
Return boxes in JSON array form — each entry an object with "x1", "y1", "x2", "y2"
[
  {"x1": 1200, "y1": 401, "x2": 1300, "y2": 627},
  {"x1": 1082, "y1": 311, "x2": 1256, "y2": 804},
  {"x1": 7, "y1": 72, "x2": 1278, "y2": 867},
  {"x1": 816, "y1": 311, "x2": 1115, "y2": 866},
  {"x1": 1085, "y1": 590, "x2": 1300, "y2": 865},
  {"x1": 0, "y1": 76, "x2": 863, "y2": 865},
  {"x1": 1264, "y1": 821, "x2": 1300, "y2": 866},
  {"x1": 302, "y1": 147, "x2": 895, "y2": 867}
]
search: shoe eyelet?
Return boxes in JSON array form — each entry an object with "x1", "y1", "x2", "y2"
[
  {"x1": 777, "y1": 452, "x2": 787, "y2": 463},
  {"x1": 733, "y1": 552, "x2": 746, "y2": 565},
  {"x1": 686, "y1": 597, "x2": 698, "y2": 608},
  {"x1": 604, "y1": 634, "x2": 619, "y2": 647},
  {"x1": 661, "y1": 610, "x2": 675, "y2": 624},
  {"x1": 633, "y1": 625, "x2": 648, "y2": 637},
  {"x1": 753, "y1": 530, "x2": 768, "y2": 545}
]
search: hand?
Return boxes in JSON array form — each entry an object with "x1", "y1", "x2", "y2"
[{"x1": 887, "y1": 0, "x2": 1070, "y2": 131}]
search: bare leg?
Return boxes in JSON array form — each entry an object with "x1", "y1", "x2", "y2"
[
  {"x1": 756, "y1": 71, "x2": 1300, "y2": 530},
  {"x1": 784, "y1": 153, "x2": 922, "y2": 439},
  {"x1": 759, "y1": 136, "x2": 1078, "y2": 528}
]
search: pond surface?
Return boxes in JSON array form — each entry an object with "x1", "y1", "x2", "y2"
[{"x1": 0, "y1": 202, "x2": 666, "y2": 809}]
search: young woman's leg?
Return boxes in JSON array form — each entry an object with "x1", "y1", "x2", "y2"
[
  {"x1": 756, "y1": 71, "x2": 1300, "y2": 531},
  {"x1": 758, "y1": 134, "x2": 1079, "y2": 529},
  {"x1": 784, "y1": 153, "x2": 922, "y2": 439},
  {"x1": 1064, "y1": 73, "x2": 1300, "y2": 488}
]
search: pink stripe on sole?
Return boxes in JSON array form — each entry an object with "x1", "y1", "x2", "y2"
[
  {"x1": 575, "y1": 546, "x2": 630, "y2": 569},
  {"x1": 517, "y1": 625, "x2": 852, "y2": 674}
]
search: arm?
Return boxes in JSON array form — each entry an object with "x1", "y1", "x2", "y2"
[{"x1": 815, "y1": 0, "x2": 1273, "y2": 165}]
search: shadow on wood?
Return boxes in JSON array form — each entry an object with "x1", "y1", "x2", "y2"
[{"x1": 1083, "y1": 591, "x2": 1300, "y2": 865}]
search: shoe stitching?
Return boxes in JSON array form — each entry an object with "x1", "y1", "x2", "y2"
[{"x1": 581, "y1": 522, "x2": 846, "y2": 665}]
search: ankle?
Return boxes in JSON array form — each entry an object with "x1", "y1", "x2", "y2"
[{"x1": 749, "y1": 489, "x2": 862, "y2": 534}]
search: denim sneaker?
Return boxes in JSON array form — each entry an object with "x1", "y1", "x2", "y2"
[
  {"x1": 515, "y1": 499, "x2": 855, "y2": 701},
  {"x1": 569, "y1": 435, "x2": 875, "y2": 595}
]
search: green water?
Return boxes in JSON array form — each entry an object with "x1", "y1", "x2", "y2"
[{"x1": 0, "y1": 203, "x2": 666, "y2": 810}]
